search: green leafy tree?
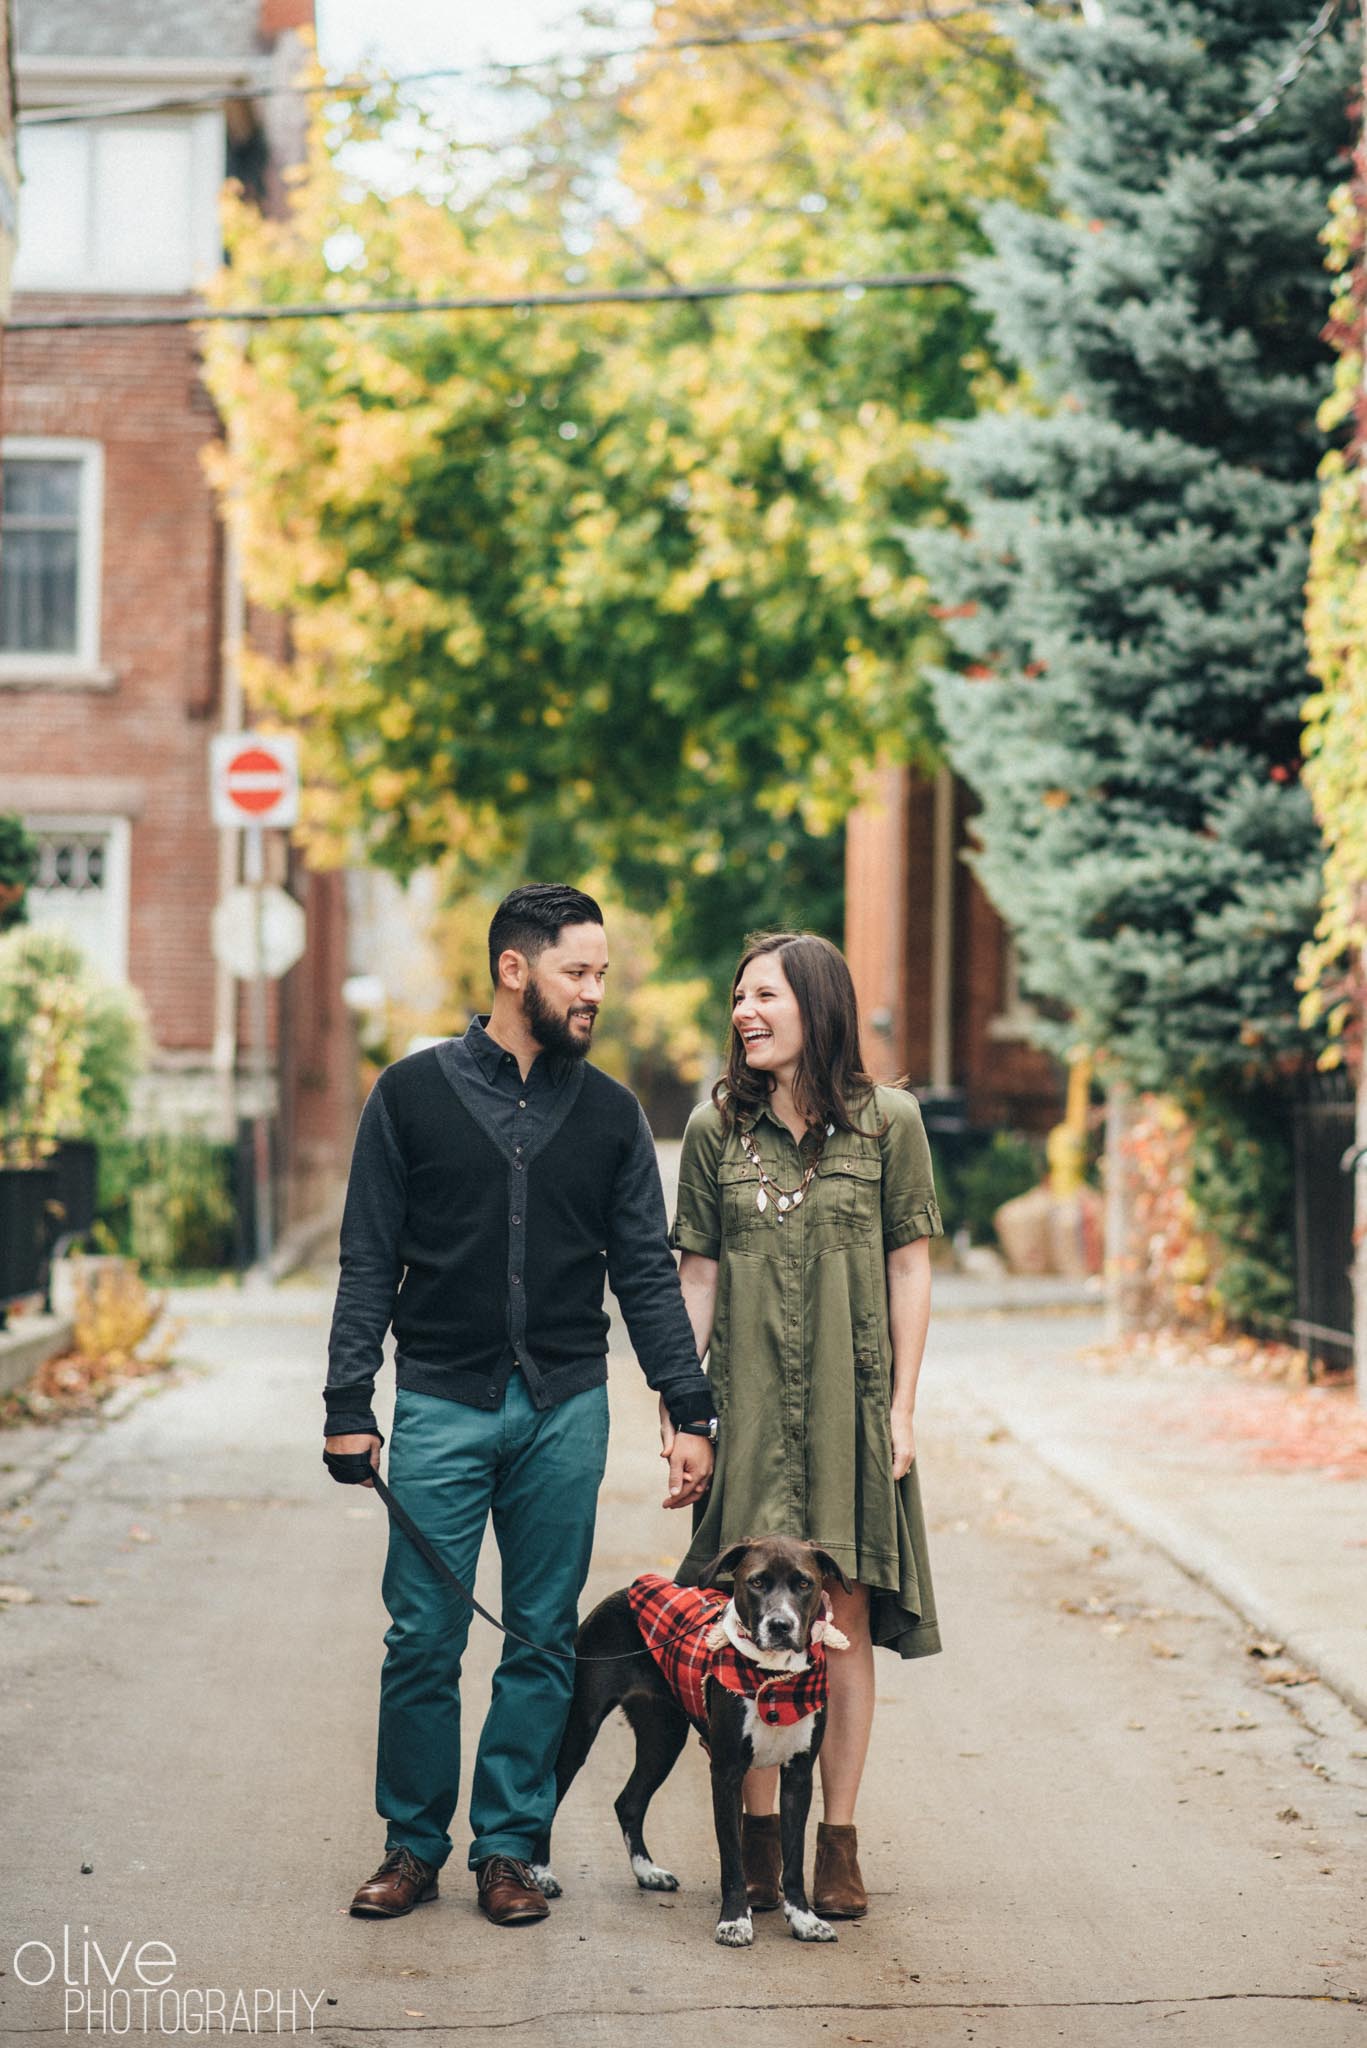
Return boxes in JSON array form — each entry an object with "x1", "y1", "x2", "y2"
[
  {"x1": 202, "y1": 8, "x2": 1044, "y2": 987},
  {"x1": 918, "y1": 0, "x2": 1355, "y2": 1320}
]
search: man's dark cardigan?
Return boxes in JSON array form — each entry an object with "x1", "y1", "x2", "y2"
[{"x1": 324, "y1": 1024, "x2": 715, "y2": 1438}]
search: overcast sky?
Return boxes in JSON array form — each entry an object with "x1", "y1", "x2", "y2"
[{"x1": 315, "y1": 0, "x2": 640, "y2": 78}]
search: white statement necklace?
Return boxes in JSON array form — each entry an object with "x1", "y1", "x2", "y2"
[{"x1": 739, "y1": 1121, "x2": 836, "y2": 1219}]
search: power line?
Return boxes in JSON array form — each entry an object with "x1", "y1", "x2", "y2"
[
  {"x1": 1214, "y1": 0, "x2": 1342, "y2": 145},
  {"x1": 18, "y1": 8, "x2": 993, "y2": 128},
  {"x1": 7, "y1": 271, "x2": 964, "y2": 331}
]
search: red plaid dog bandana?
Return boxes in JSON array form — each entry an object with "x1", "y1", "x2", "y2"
[{"x1": 627, "y1": 1573, "x2": 829, "y2": 1738}]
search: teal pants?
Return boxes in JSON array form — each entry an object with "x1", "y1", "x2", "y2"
[{"x1": 376, "y1": 1377, "x2": 610, "y2": 1871}]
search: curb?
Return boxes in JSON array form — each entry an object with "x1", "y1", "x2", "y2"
[
  {"x1": 0, "y1": 1315, "x2": 76, "y2": 1401},
  {"x1": 978, "y1": 1401, "x2": 1367, "y2": 1729}
]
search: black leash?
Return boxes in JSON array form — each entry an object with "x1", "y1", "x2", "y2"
[{"x1": 327, "y1": 1448, "x2": 719, "y2": 1666}]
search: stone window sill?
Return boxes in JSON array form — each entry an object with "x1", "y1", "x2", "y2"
[
  {"x1": 0, "y1": 664, "x2": 117, "y2": 691},
  {"x1": 987, "y1": 1008, "x2": 1040, "y2": 1044}
]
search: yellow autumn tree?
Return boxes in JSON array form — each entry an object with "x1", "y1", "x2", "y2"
[
  {"x1": 1303, "y1": 175, "x2": 1367, "y2": 1061},
  {"x1": 202, "y1": 6, "x2": 1046, "y2": 986}
]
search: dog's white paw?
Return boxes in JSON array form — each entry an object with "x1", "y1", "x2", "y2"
[
  {"x1": 715, "y1": 1914, "x2": 754, "y2": 1948},
  {"x1": 784, "y1": 1904, "x2": 837, "y2": 1943},
  {"x1": 529, "y1": 1863, "x2": 562, "y2": 1899},
  {"x1": 630, "y1": 1855, "x2": 679, "y2": 1892}
]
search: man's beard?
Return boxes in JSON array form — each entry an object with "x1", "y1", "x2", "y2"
[{"x1": 523, "y1": 973, "x2": 595, "y2": 1061}]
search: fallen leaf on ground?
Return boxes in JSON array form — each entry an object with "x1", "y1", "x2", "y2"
[
  {"x1": 1247, "y1": 1639, "x2": 1285, "y2": 1660},
  {"x1": 127, "y1": 1525, "x2": 153, "y2": 1543},
  {"x1": 1149, "y1": 1640, "x2": 1180, "y2": 1659},
  {"x1": 1277, "y1": 1807, "x2": 1301, "y2": 1823},
  {"x1": 0, "y1": 1585, "x2": 35, "y2": 1604},
  {"x1": 1195, "y1": 1385, "x2": 1367, "y2": 1480},
  {"x1": 66, "y1": 1595, "x2": 98, "y2": 1607},
  {"x1": 1260, "y1": 1663, "x2": 1315, "y2": 1687},
  {"x1": 403, "y1": 2010, "x2": 425, "y2": 2019}
]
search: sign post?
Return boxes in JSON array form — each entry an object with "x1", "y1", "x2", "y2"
[{"x1": 209, "y1": 733, "x2": 301, "y2": 1272}]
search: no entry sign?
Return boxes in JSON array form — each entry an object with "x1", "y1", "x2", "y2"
[{"x1": 210, "y1": 732, "x2": 300, "y2": 829}]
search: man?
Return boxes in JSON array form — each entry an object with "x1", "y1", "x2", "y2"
[{"x1": 323, "y1": 884, "x2": 717, "y2": 1927}]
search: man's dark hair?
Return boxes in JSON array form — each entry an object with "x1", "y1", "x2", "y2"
[{"x1": 487, "y1": 884, "x2": 605, "y2": 985}]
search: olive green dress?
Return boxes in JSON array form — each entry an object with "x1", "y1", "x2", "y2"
[{"x1": 670, "y1": 1085, "x2": 943, "y2": 1660}]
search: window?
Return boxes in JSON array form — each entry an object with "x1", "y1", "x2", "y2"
[
  {"x1": 988, "y1": 931, "x2": 1039, "y2": 1043},
  {"x1": 0, "y1": 440, "x2": 104, "y2": 677},
  {"x1": 23, "y1": 817, "x2": 131, "y2": 986},
  {"x1": 12, "y1": 114, "x2": 224, "y2": 295}
]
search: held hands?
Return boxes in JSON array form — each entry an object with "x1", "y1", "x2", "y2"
[
  {"x1": 890, "y1": 1407, "x2": 916, "y2": 1482},
  {"x1": 658, "y1": 1395, "x2": 713, "y2": 1510}
]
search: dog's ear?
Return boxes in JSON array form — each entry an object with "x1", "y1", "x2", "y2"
[
  {"x1": 810, "y1": 1549, "x2": 852, "y2": 1593},
  {"x1": 701, "y1": 1540, "x2": 755, "y2": 1586}
]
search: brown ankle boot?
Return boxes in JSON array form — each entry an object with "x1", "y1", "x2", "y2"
[
  {"x1": 741, "y1": 1812, "x2": 782, "y2": 1911},
  {"x1": 813, "y1": 1821, "x2": 867, "y2": 1918}
]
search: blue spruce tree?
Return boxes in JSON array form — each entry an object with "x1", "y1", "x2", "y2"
[{"x1": 919, "y1": 2, "x2": 1356, "y2": 1323}]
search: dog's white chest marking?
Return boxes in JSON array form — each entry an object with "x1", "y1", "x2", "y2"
[{"x1": 741, "y1": 1696, "x2": 817, "y2": 1769}]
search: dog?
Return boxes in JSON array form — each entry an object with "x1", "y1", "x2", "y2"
[{"x1": 531, "y1": 1534, "x2": 851, "y2": 1947}]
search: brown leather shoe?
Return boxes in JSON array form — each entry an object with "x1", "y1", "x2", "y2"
[
  {"x1": 476, "y1": 1856, "x2": 551, "y2": 1926},
  {"x1": 350, "y1": 1845, "x2": 439, "y2": 1918},
  {"x1": 742, "y1": 1811, "x2": 782, "y2": 1911},
  {"x1": 813, "y1": 1821, "x2": 867, "y2": 1918}
]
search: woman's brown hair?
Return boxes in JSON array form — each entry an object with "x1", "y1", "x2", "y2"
[{"x1": 712, "y1": 931, "x2": 884, "y2": 1134}]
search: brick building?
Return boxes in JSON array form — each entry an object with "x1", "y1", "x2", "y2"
[
  {"x1": 0, "y1": 3, "x2": 15, "y2": 342},
  {"x1": 0, "y1": 0, "x2": 356, "y2": 1238},
  {"x1": 846, "y1": 764, "x2": 1063, "y2": 1137}
]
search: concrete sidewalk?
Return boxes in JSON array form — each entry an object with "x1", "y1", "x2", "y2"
[{"x1": 930, "y1": 1307, "x2": 1367, "y2": 1725}]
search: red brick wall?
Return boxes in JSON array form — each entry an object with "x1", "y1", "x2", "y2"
[
  {"x1": 3, "y1": 298, "x2": 357, "y2": 1215},
  {"x1": 846, "y1": 769, "x2": 1063, "y2": 1133},
  {"x1": 3, "y1": 302, "x2": 224, "y2": 1053},
  {"x1": 955, "y1": 801, "x2": 1061, "y2": 1133},
  {"x1": 278, "y1": 862, "x2": 357, "y2": 1226},
  {"x1": 845, "y1": 766, "x2": 909, "y2": 1081}
]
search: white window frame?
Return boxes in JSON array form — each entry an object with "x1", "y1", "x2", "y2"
[
  {"x1": 22, "y1": 813, "x2": 132, "y2": 986},
  {"x1": 0, "y1": 438, "x2": 106, "y2": 684}
]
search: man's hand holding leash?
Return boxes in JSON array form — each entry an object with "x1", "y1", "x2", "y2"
[{"x1": 324, "y1": 1433, "x2": 382, "y2": 1486}]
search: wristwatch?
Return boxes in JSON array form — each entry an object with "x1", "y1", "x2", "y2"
[{"x1": 677, "y1": 1416, "x2": 719, "y2": 1443}]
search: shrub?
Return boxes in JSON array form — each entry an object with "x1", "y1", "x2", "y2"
[
  {"x1": 0, "y1": 927, "x2": 145, "y2": 1160},
  {"x1": 957, "y1": 1130, "x2": 1047, "y2": 1246},
  {"x1": 96, "y1": 1135, "x2": 237, "y2": 1275},
  {"x1": 0, "y1": 816, "x2": 36, "y2": 932}
]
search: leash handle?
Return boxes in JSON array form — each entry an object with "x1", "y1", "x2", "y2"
[{"x1": 370, "y1": 1468, "x2": 717, "y2": 1666}]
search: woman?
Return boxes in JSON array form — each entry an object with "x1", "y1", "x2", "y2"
[{"x1": 664, "y1": 930, "x2": 942, "y2": 1921}]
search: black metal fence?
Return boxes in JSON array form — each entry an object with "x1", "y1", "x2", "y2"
[{"x1": 1288, "y1": 1072, "x2": 1356, "y2": 1372}]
